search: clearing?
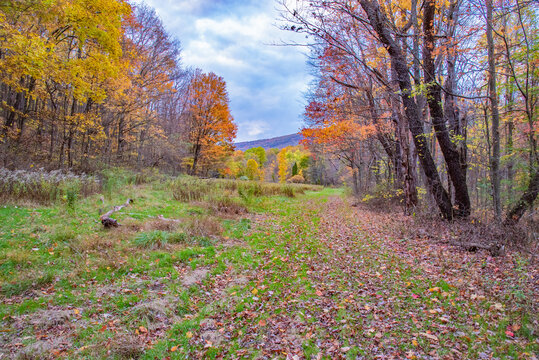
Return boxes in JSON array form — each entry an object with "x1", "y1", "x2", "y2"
[{"x1": 0, "y1": 182, "x2": 537, "y2": 359}]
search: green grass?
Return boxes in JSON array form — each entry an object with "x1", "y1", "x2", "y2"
[{"x1": 0, "y1": 175, "x2": 536, "y2": 359}]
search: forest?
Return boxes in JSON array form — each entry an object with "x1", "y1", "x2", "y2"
[{"x1": 0, "y1": 0, "x2": 537, "y2": 359}]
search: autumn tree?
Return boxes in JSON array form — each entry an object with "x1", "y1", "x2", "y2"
[
  {"x1": 245, "y1": 158, "x2": 260, "y2": 180},
  {"x1": 185, "y1": 71, "x2": 237, "y2": 175},
  {"x1": 245, "y1": 147, "x2": 267, "y2": 166}
]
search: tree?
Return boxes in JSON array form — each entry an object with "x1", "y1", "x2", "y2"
[
  {"x1": 245, "y1": 158, "x2": 260, "y2": 180},
  {"x1": 185, "y1": 71, "x2": 237, "y2": 175},
  {"x1": 245, "y1": 146, "x2": 267, "y2": 165}
]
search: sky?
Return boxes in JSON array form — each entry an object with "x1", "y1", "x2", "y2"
[{"x1": 138, "y1": 0, "x2": 313, "y2": 142}]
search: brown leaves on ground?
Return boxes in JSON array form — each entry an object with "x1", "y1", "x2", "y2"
[{"x1": 187, "y1": 195, "x2": 537, "y2": 359}]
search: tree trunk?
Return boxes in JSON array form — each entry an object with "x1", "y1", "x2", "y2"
[
  {"x1": 422, "y1": 0, "x2": 470, "y2": 218},
  {"x1": 486, "y1": 0, "x2": 501, "y2": 219},
  {"x1": 360, "y1": 0, "x2": 453, "y2": 219}
]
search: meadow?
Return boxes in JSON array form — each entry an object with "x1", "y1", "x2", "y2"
[{"x1": 0, "y1": 169, "x2": 536, "y2": 359}]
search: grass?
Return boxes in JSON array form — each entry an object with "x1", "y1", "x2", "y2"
[{"x1": 0, "y1": 173, "x2": 536, "y2": 359}]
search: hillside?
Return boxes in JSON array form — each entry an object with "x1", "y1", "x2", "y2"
[{"x1": 234, "y1": 133, "x2": 303, "y2": 151}]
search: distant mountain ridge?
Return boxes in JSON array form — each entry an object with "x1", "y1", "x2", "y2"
[{"x1": 234, "y1": 133, "x2": 303, "y2": 151}]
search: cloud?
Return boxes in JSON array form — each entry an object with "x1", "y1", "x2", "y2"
[
  {"x1": 240, "y1": 120, "x2": 270, "y2": 139},
  {"x1": 138, "y1": 0, "x2": 312, "y2": 142}
]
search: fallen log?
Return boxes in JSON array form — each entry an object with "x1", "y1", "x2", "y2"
[
  {"x1": 444, "y1": 240, "x2": 505, "y2": 257},
  {"x1": 100, "y1": 198, "x2": 132, "y2": 228}
]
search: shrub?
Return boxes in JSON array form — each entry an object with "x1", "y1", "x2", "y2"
[
  {"x1": 62, "y1": 179, "x2": 81, "y2": 208},
  {"x1": 287, "y1": 174, "x2": 305, "y2": 184}
]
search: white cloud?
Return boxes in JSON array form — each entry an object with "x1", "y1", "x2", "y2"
[
  {"x1": 237, "y1": 120, "x2": 270, "y2": 141},
  {"x1": 136, "y1": 0, "x2": 313, "y2": 142}
]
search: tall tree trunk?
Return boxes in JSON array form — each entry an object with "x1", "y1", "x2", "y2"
[
  {"x1": 360, "y1": 0, "x2": 454, "y2": 219},
  {"x1": 486, "y1": 0, "x2": 501, "y2": 219},
  {"x1": 505, "y1": 71, "x2": 514, "y2": 201},
  {"x1": 422, "y1": 0, "x2": 471, "y2": 218}
]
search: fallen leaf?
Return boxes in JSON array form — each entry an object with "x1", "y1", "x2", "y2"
[
  {"x1": 186, "y1": 331, "x2": 193, "y2": 339},
  {"x1": 419, "y1": 332, "x2": 438, "y2": 342}
]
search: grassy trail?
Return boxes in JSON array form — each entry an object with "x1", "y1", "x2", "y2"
[{"x1": 0, "y1": 186, "x2": 536, "y2": 359}]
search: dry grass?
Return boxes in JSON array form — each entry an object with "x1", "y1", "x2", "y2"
[
  {"x1": 182, "y1": 216, "x2": 223, "y2": 238},
  {"x1": 209, "y1": 196, "x2": 248, "y2": 216},
  {"x1": 29, "y1": 309, "x2": 72, "y2": 330},
  {"x1": 143, "y1": 218, "x2": 179, "y2": 232},
  {"x1": 106, "y1": 334, "x2": 145, "y2": 359},
  {"x1": 170, "y1": 176, "x2": 322, "y2": 204}
]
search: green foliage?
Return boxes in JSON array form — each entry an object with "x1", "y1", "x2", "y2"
[
  {"x1": 244, "y1": 147, "x2": 267, "y2": 165},
  {"x1": 102, "y1": 168, "x2": 137, "y2": 198},
  {"x1": 62, "y1": 180, "x2": 81, "y2": 208},
  {"x1": 292, "y1": 162, "x2": 298, "y2": 176}
]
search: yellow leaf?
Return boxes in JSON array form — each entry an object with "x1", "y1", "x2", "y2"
[
  {"x1": 251, "y1": 288, "x2": 258, "y2": 295},
  {"x1": 412, "y1": 339, "x2": 418, "y2": 347},
  {"x1": 73, "y1": 309, "x2": 80, "y2": 315},
  {"x1": 170, "y1": 346, "x2": 178, "y2": 352},
  {"x1": 186, "y1": 331, "x2": 193, "y2": 339}
]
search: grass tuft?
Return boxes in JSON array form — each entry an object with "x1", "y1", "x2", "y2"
[{"x1": 133, "y1": 230, "x2": 169, "y2": 249}]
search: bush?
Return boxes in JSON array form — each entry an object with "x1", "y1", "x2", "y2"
[{"x1": 287, "y1": 175, "x2": 305, "y2": 184}]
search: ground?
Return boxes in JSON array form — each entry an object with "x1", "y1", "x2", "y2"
[{"x1": 0, "y1": 182, "x2": 537, "y2": 359}]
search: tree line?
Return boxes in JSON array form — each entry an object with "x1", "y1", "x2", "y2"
[
  {"x1": 0, "y1": 0, "x2": 236, "y2": 175},
  {"x1": 281, "y1": 0, "x2": 537, "y2": 223}
]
